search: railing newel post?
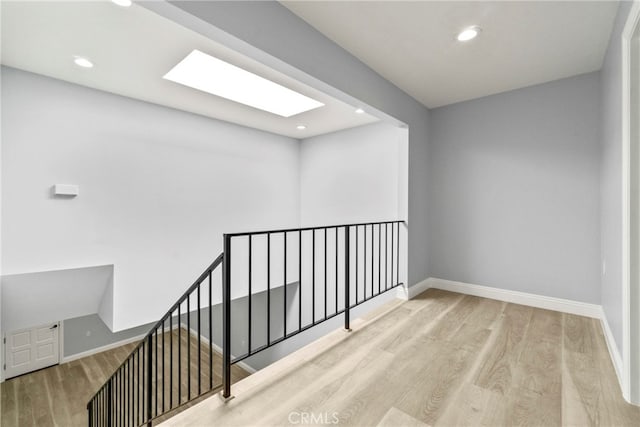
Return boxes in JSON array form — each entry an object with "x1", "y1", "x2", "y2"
[
  {"x1": 222, "y1": 234, "x2": 233, "y2": 399},
  {"x1": 345, "y1": 226, "x2": 351, "y2": 332}
]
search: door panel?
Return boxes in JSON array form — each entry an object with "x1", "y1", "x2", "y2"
[{"x1": 5, "y1": 323, "x2": 60, "y2": 379}]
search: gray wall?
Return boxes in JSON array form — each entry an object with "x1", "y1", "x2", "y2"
[
  {"x1": 181, "y1": 282, "x2": 396, "y2": 371},
  {"x1": 158, "y1": 0, "x2": 431, "y2": 287},
  {"x1": 600, "y1": 1, "x2": 633, "y2": 356},
  {"x1": 428, "y1": 72, "x2": 602, "y2": 303},
  {"x1": 63, "y1": 314, "x2": 152, "y2": 357}
]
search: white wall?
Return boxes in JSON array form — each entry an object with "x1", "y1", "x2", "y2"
[
  {"x1": 299, "y1": 122, "x2": 407, "y2": 226},
  {"x1": 1, "y1": 67, "x2": 300, "y2": 331},
  {"x1": 600, "y1": 0, "x2": 633, "y2": 356},
  {"x1": 428, "y1": 72, "x2": 602, "y2": 304}
]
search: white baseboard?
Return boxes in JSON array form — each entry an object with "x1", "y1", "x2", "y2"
[
  {"x1": 426, "y1": 277, "x2": 602, "y2": 318},
  {"x1": 396, "y1": 278, "x2": 431, "y2": 300},
  {"x1": 61, "y1": 333, "x2": 147, "y2": 364},
  {"x1": 599, "y1": 308, "x2": 624, "y2": 391}
]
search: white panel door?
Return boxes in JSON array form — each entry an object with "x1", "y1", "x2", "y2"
[{"x1": 4, "y1": 323, "x2": 59, "y2": 379}]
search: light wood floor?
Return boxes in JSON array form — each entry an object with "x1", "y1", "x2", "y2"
[
  {"x1": 161, "y1": 289, "x2": 640, "y2": 426},
  {"x1": 0, "y1": 329, "x2": 249, "y2": 427}
]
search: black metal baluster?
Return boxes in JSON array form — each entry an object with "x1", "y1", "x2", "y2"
[
  {"x1": 378, "y1": 223, "x2": 381, "y2": 295},
  {"x1": 178, "y1": 304, "x2": 181, "y2": 404},
  {"x1": 397, "y1": 222, "x2": 400, "y2": 285},
  {"x1": 385, "y1": 223, "x2": 389, "y2": 290},
  {"x1": 127, "y1": 358, "x2": 132, "y2": 426},
  {"x1": 146, "y1": 336, "x2": 152, "y2": 426},
  {"x1": 248, "y1": 235, "x2": 252, "y2": 355},
  {"x1": 356, "y1": 225, "x2": 359, "y2": 304},
  {"x1": 284, "y1": 231, "x2": 287, "y2": 337},
  {"x1": 153, "y1": 329, "x2": 159, "y2": 416},
  {"x1": 138, "y1": 341, "x2": 147, "y2": 423},
  {"x1": 364, "y1": 224, "x2": 368, "y2": 299},
  {"x1": 136, "y1": 350, "x2": 140, "y2": 425},
  {"x1": 208, "y1": 272, "x2": 212, "y2": 391},
  {"x1": 371, "y1": 225, "x2": 374, "y2": 298},
  {"x1": 107, "y1": 378, "x2": 112, "y2": 427},
  {"x1": 312, "y1": 230, "x2": 316, "y2": 324},
  {"x1": 298, "y1": 229, "x2": 302, "y2": 331},
  {"x1": 162, "y1": 319, "x2": 165, "y2": 413},
  {"x1": 345, "y1": 226, "x2": 350, "y2": 330},
  {"x1": 97, "y1": 389, "x2": 100, "y2": 427},
  {"x1": 391, "y1": 222, "x2": 395, "y2": 287},
  {"x1": 129, "y1": 358, "x2": 132, "y2": 427},
  {"x1": 170, "y1": 311, "x2": 173, "y2": 408},
  {"x1": 197, "y1": 284, "x2": 201, "y2": 396},
  {"x1": 324, "y1": 228, "x2": 327, "y2": 320},
  {"x1": 222, "y1": 234, "x2": 232, "y2": 399},
  {"x1": 267, "y1": 233, "x2": 271, "y2": 345},
  {"x1": 122, "y1": 361, "x2": 125, "y2": 427},
  {"x1": 187, "y1": 295, "x2": 191, "y2": 400},
  {"x1": 140, "y1": 345, "x2": 143, "y2": 423},
  {"x1": 335, "y1": 227, "x2": 338, "y2": 314}
]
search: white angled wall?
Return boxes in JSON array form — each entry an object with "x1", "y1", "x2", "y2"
[{"x1": 1, "y1": 67, "x2": 300, "y2": 331}]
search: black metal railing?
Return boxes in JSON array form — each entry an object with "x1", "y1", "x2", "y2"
[
  {"x1": 87, "y1": 253, "x2": 224, "y2": 427},
  {"x1": 88, "y1": 220, "x2": 405, "y2": 425},
  {"x1": 221, "y1": 220, "x2": 405, "y2": 398}
]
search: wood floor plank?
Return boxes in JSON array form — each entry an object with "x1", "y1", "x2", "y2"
[
  {"x1": 395, "y1": 339, "x2": 477, "y2": 425},
  {"x1": 377, "y1": 407, "x2": 430, "y2": 427},
  {"x1": 434, "y1": 384, "x2": 505, "y2": 427},
  {"x1": 377, "y1": 291, "x2": 463, "y2": 353},
  {"x1": 516, "y1": 337, "x2": 562, "y2": 397},
  {"x1": 473, "y1": 303, "x2": 532, "y2": 395},
  {"x1": 425, "y1": 295, "x2": 482, "y2": 341},
  {"x1": 564, "y1": 312, "x2": 595, "y2": 354},
  {"x1": 505, "y1": 386, "x2": 561, "y2": 426}
]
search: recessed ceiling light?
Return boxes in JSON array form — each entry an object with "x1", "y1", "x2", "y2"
[
  {"x1": 355, "y1": 108, "x2": 365, "y2": 114},
  {"x1": 164, "y1": 50, "x2": 325, "y2": 117},
  {"x1": 297, "y1": 125, "x2": 307, "y2": 130},
  {"x1": 457, "y1": 26, "x2": 481, "y2": 42},
  {"x1": 73, "y1": 56, "x2": 94, "y2": 68},
  {"x1": 111, "y1": 0, "x2": 132, "y2": 7}
]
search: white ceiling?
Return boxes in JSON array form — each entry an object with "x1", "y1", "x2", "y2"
[
  {"x1": 282, "y1": 0, "x2": 620, "y2": 108},
  {"x1": 0, "y1": 1, "x2": 378, "y2": 138}
]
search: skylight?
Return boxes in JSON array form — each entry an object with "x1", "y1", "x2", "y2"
[{"x1": 163, "y1": 50, "x2": 324, "y2": 117}]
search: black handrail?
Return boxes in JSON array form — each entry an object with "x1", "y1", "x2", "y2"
[
  {"x1": 88, "y1": 220, "x2": 406, "y2": 425},
  {"x1": 221, "y1": 220, "x2": 405, "y2": 398},
  {"x1": 225, "y1": 219, "x2": 404, "y2": 237},
  {"x1": 87, "y1": 253, "x2": 224, "y2": 427}
]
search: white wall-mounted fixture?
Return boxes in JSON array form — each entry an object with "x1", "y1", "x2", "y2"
[
  {"x1": 73, "y1": 56, "x2": 93, "y2": 68},
  {"x1": 163, "y1": 50, "x2": 324, "y2": 117},
  {"x1": 457, "y1": 26, "x2": 481, "y2": 42},
  {"x1": 355, "y1": 108, "x2": 365, "y2": 114},
  {"x1": 296, "y1": 125, "x2": 307, "y2": 130},
  {"x1": 53, "y1": 184, "x2": 79, "y2": 197},
  {"x1": 111, "y1": 0, "x2": 132, "y2": 7}
]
